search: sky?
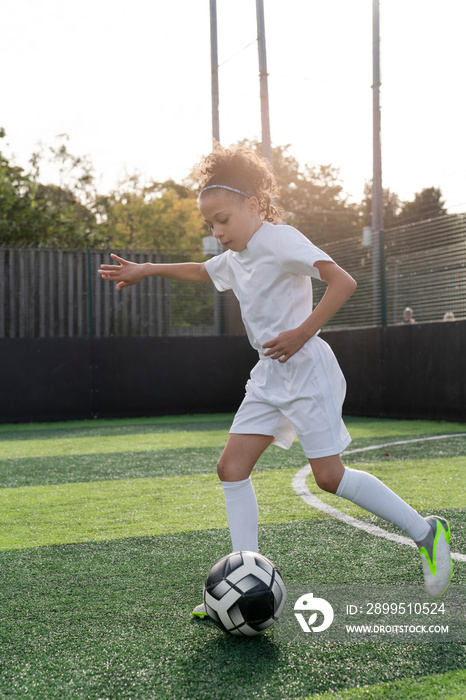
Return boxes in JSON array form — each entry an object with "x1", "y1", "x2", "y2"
[{"x1": 2, "y1": 0, "x2": 465, "y2": 212}]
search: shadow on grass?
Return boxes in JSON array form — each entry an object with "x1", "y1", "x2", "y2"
[{"x1": 184, "y1": 620, "x2": 282, "y2": 699}]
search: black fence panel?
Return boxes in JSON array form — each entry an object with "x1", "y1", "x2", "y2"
[
  {"x1": 322, "y1": 320, "x2": 466, "y2": 422},
  {"x1": 0, "y1": 338, "x2": 93, "y2": 423},
  {"x1": 91, "y1": 336, "x2": 257, "y2": 419},
  {"x1": 379, "y1": 321, "x2": 466, "y2": 421},
  {"x1": 1, "y1": 322, "x2": 465, "y2": 424},
  {"x1": 0, "y1": 337, "x2": 257, "y2": 423}
]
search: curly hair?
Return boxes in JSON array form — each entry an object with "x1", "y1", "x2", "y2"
[{"x1": 194, "y1": 143, "x2": 283, "y2": 222}]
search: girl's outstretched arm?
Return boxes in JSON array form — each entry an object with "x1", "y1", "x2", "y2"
[
  {"x1": 99, "y1": 254, "x2": 210, "y2": 290},
  {"x1": 262, "y1": 261, "x2": 357, "y2": 362}
]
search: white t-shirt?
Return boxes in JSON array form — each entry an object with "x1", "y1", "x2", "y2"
[{"x1": 205, "y1": 221, "x2": 334, "y2": 357}]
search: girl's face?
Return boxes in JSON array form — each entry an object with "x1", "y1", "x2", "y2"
[{"x1": 199, "y1": 191, "x2": 263, "y2": 252}]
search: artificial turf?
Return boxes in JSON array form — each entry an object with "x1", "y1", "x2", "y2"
[{"x1": 0, "y1": 414, "x2": 464, "y2": 699}]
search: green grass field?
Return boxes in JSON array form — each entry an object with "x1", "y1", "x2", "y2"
[{"x1": 0, "y1": 414, "x2": 465, "y2": 699}]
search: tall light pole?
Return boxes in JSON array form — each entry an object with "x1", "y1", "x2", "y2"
[
  {"x1": 372, "y1": 0, "x2": 383, "y2": 238},
  {"x1": 256, "y1": 0, "x2": 272, "y2": 165},
  {"x1": 207, "y1": 1, "x2": 223, "y2": 332},
  {"x1": 372, "y1": 0, "x2": 386, "y2": 324},
  {"x1": 210, "y1": 0, "x2": 220, "y2": 143}
]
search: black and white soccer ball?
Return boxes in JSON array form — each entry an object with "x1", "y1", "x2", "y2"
[{"x1": 203, "y1": 551, "x2": 286, "y2": 637}]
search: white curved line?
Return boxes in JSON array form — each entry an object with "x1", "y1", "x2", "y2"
[
  {"x1": 343, "y1": 433, "x2": 466, "y2": 456},
  {"x1": 292, "y1": 434, "x2": 466, "y2": 563}
]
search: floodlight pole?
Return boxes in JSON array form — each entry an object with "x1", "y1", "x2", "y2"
[
  {"x1": 208, "y1": 0, "x2": 223, "y2": 333},
  {"x1": 256, "y1": 0, "x2": 273, "y2": 166},
  {"x1": 372, "y1": 0, "x2": 387, "y2": 325},
  {"x1": 210, "y1": 0, "x2": 220, "y2": 143}
]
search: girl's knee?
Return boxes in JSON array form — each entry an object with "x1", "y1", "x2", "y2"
[
  {"x1": 216, "y1": 434, "x2": 272, "y2": 482},
  {"x1": 216, "y1": 458, "x2": 229, "y2": 481},
  {"x1": 314, "y1": 472, "x2": 339, "y2": 494},
  {"x1": 309, "y1": 456, "x2": 345, "y2": 494},
  {"x1": 216, "y1": 456, "x2": 252, "y2": 482},
  {"x1": 217, "y1": 456, "x2": 238, "y2": 481}
]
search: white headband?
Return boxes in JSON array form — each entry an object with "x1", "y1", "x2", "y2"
[{"x1": 200, "y1": 184, "x2": 252, "y2": 198}]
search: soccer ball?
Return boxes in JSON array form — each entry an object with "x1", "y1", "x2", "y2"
[{"x1": 203, "y1": 551, "x2": 287, "y2": 637}]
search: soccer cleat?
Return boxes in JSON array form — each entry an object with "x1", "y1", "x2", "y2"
[
  {"x1": 192, "y1": 603, "x2": 208, "y2": 618},
  {"x1": 417, "y1": 516, "x2": 453, "y2": 598}
]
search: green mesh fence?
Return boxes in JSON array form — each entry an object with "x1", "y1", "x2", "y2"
[
  {"x1": 1, "y1": 213, "x2": 465, "y2": 338},
  {"x1": 317, "y1": 213, "x2": 466, "y2": 328}
]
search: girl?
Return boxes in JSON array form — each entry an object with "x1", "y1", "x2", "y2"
[{"x1": 99, "y1": 145, "x2": 452, "y2": 611}]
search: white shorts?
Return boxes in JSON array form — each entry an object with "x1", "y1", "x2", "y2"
[{"x1": 230, "y1": 336, "x2": 351, "y2": 459}]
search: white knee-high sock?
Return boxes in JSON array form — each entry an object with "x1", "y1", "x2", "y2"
[
  {"x1": 221, "y1": 477, "x2": 259, "y2": 553},
  {"x1": 336, "y1": 467, "x2": 430, "y2": 542}
]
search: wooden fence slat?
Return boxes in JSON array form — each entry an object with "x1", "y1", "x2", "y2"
[
  {"x1": 103, "y1": 255, "x2": 110, "y2": 336},
  {"x1": 39, "y1": 251, "x2": 46, "y2": 337},
  {"x1": 94, "y1": 251, "x2": 101, "y2": 337},
  {"x1": 0, "y1": 246, "x2": 216, "y2": 338},
  {"x1": 148, "y1": 275, "x2": 155, "y2": 336},
  {"x1": 77, "y1": 251, "x2": 84, "y2": 336},
  {"x1": 156, "y1": 253, "x2": 163, "y2": 336},
  {"x1": 48, "y1": 250, "x2": 55, "y2": 337},
  {"x1": 0, "y1": 250, "x2": 5, "y2": 338},
  {"x1": 136, "y1": 252, "x2": 143, "y2": 335},
  {"x1": 18, "y1": 251, "x2": 26, "y2": 337},
  {"x1": 68, "y1": 252, "x2": 74, "y2": 337},
  {"x1": 9, "y1": 249, "x2": 16, "y2": 338},
  {"x1": 57, "y1": 250, "x2": 65, "y2": 336},
  {"x1": 113, "y1": 264, "x2": 120, "y2": 335}
]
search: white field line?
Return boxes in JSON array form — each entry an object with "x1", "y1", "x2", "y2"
[{"x1": 292, "y1": 434, "x2": 466, "y2": 563}]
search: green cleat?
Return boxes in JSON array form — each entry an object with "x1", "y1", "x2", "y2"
[
  {"x1": 192, "y1": 603, "x2": 208, "y2": 618},
  {"x1": 417, "y1": 516, "x2": 453, "y2": 598}
]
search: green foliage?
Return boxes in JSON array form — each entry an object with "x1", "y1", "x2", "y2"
[
  {"x1": 227, "y1": 140, "x2": 363, "y2": 244},
  {"x1": 169, "y1": 277, "x2": 215, "y2": 328},
  {"x1": 0, "y1": 128, "x2": 453, "y2": 251},
  {"x1": 0, "y1": 150, "x2": 39, "y2": 246},
  {"x1": 396, "y1": 186, "x2": 447, "y2": 226},
  {"x1": 103, "y1": 176, "x2": 206, "y2": 251},
  {"x1": 271, "y1": 143, "x2": 363, "y2": 243},
  {"x1": 362, "y1": 182, "x2": 447, "y2": 230},
  {"x1": 0, "y1": 131, "x2": 109, "y2": 248},
  {"x1": 361, "y1": 182, "x2": 402, "y2": 229}
]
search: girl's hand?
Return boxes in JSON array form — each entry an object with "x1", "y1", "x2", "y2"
[
  {"x1": 98, "y1": 254, "x2": 146, "y2": 290},
  {"x1": 262, "y1": 328, "x2": 308, "y2": 363}
]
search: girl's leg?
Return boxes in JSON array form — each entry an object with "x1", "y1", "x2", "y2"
[
  {"x1": 309, "y1": 455, "x2": 430, "y2": 542},
  {"x1": 309, "y1": 455, "x2": 453, "y2": 597},
  {"x1": 217, "y1": 433, "x2": 274, "y2": 552}
]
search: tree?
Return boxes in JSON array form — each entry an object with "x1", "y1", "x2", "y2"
[
  {"x1": 33, "y1": 183, "x2": 110, "y2": 248},
  {"x1": 1, "y1": 127, "x2": 451, "y2": 254},
  {"x1": 275, "y1": 152, "x2": 362, "y2": 244},
  {"x1": 0, "y1": 130, "x2": 107, "y2": 248},
  {"x1": 0, "y1": 138, "x2": 40, "y2": 246},
  {"x1": 396, "y1": 187, "x2": 446, "y2": 226},
  {"x1": 104, "y1": 176, "x2": 206, "y2": 252},
  {"x1": 362, "y1": 182, "x2": 447, "y2": 230},
  {"x1": 187, "y1": 139, "x2": 362, "y2": 244},
  {"x1": 361, "y1": 181, "x2": 402, "y2": 230},
  {"x1": 30, "y1": 134, "x2": 97, "y2": 208}
]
